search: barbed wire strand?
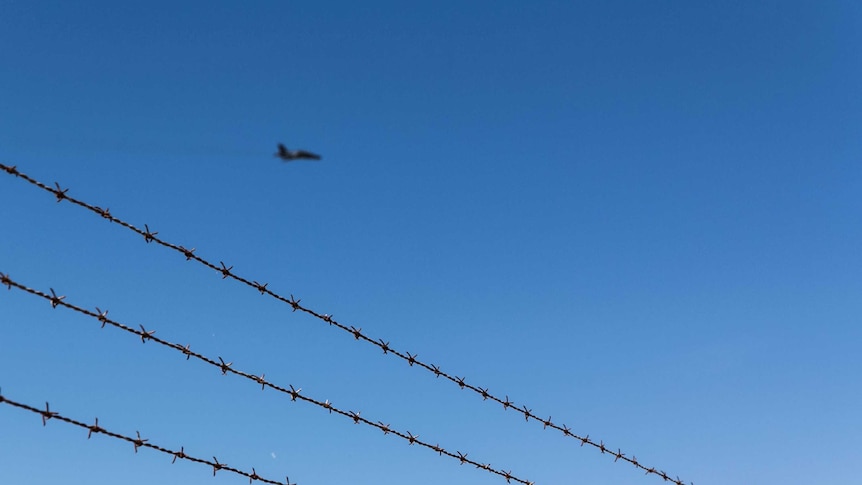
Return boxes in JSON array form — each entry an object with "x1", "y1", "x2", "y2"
[
  {"x1": 0, "y1": 390, "x2": 290, "y2": 485},
  {"x1": 0, "y1": 163, "x2": 689, "y2": 485},
  {"x1": 0, "y1": 272, "x2": 533, "y2": 485}
]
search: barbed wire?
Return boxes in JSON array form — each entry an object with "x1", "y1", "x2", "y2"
[
  {"x1": 0, "y1": 163, "x2": 690, "y2": 484},
  {"x1": 0, "y1": 272, "x2": 533, "y2": 485},
  {"x1": 0, "y1": 390, "x2": 290, "y2": 485}
]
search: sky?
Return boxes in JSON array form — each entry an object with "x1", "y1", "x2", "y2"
[{"x1": 1, "y1": 1, "x2": 860, "y2": 484}]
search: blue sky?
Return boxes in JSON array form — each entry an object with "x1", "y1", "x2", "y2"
[{"x1": 1, "y1": 2, "x2": 860, "y2": 484}]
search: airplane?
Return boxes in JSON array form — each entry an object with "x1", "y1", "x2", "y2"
[{"x1": 275, "y1": 143, "x2": 321, "y2": 161}]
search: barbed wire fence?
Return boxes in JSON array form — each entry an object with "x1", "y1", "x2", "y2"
[
  {"x1": 0, "y1": 390, "x2": 291, "y2": 485},
  {"x1": 0, "y1": 163, "x2": 691, "y2": 484},
  {"x1": 0, "y1": 271, "x2": 533, "y2": 485}
]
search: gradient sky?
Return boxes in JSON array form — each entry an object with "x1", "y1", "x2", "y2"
[{"x1": 1, "y1": 2, "x2": 860, "y2": 485}]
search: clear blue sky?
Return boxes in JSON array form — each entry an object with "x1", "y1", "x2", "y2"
[{"x1": 1, "y1": 2, "x2": 860, "y2": 484}]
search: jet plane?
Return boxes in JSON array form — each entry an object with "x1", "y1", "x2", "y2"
[{"x1": 275, "y1": 143, "x2": 321, "y2": 161}]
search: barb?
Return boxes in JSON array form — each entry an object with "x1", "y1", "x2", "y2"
[
  {"x1": 0, "y1": 272, "x2": 532, "y2": 485},
  {"x1": 0, "y1": 391, "x2": 289, "y2": 485},
  {"x1": 1, "y1": 163, "x2": 689, "y2": 484}
]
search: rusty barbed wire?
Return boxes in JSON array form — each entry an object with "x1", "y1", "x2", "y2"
[
  {"x1": 0, "y1": 272, "x2": 533, "y2": 485},
  {"x1": 0, "y1": 163, "x2": 690, "y2": 485},
  {"x1": 0, "y1": 390, "x2": 290, "y2": 485}
]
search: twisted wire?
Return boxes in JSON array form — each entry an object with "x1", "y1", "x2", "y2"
[
  {"x1": 0, "y1": 391, "x2": 290, "y2": 485},
  {"x1": 1, "y1": 163, "x2": 689, "y2": 484},
  {"x1": 0, "y1": 271, "x2": 532, "y2": 485}
]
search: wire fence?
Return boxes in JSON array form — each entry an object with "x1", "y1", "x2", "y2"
[
  {"x1": 0, "y1": 271, "x2": 532, "y2": 485},
  {"x1": 0, "y1": 390, "x2": 290, "y2": 485},
  {"x1": 1, "y1": 163, "x2": 690, "y2": 484}
]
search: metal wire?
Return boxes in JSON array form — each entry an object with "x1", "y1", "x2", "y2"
[
  {"x1": 1, "y1": 163, "x2": 690, "y2": 484},
  {"x1": 0, "y1": 272, "x2": 533, "y2": 485},
  {"x1": 0, "y1": 390, "x2": 290, "y2": 485}
]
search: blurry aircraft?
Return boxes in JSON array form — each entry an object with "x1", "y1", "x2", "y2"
[{"x1": 275, "y1": 143, "x2": 321, "y2": 161}]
